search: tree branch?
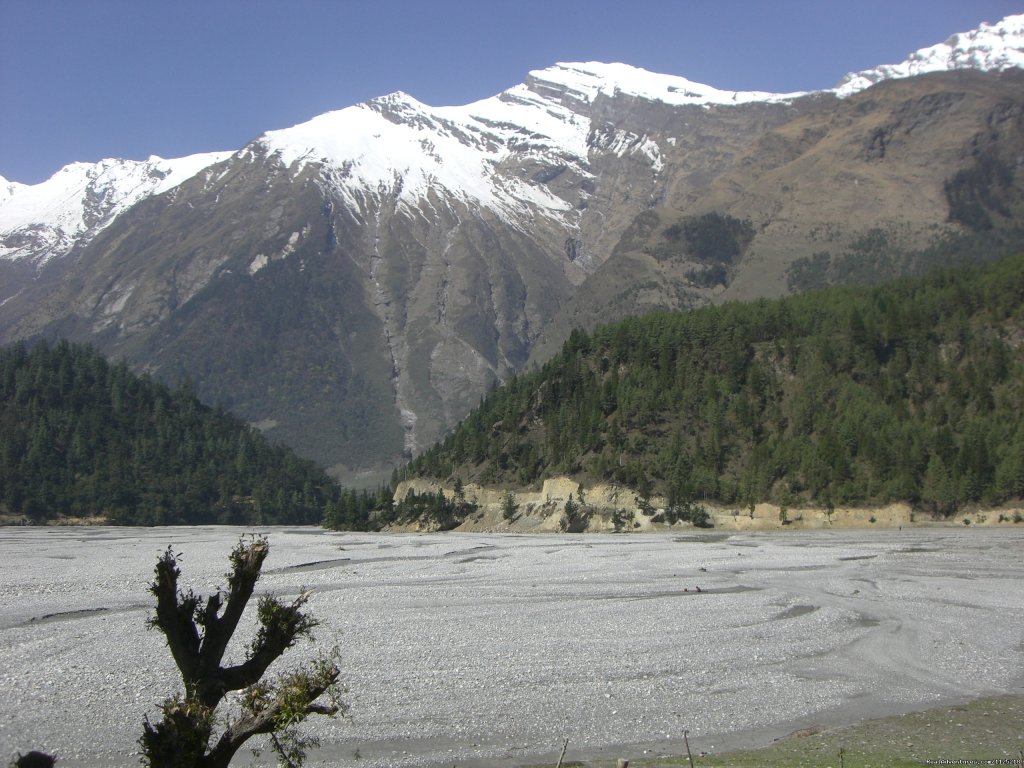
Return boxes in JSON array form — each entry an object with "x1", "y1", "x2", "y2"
[
  {"x1": 190, "y1": 537, "x2": 270, "y2": 707},
  {"x1": 199, "y1": 537, "x2": 268, "y2": 665},
  {"x1": 148, "y1": 547, "x2": 201, "y2": 684},
  {"x1": 219, "y1": 592, "x2": 317, "y2": 694},
  {"x1": 199, "y1": 664, "x2": 340, "y2": 768}
]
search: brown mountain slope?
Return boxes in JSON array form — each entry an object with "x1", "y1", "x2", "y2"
[{"x1": 530, "y1": 69, "x2": 1024, "y2": 364}]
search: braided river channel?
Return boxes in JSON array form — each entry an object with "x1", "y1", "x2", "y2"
[{"x1": 2, "y1": 527, "x2": 1022, "y2": 766}]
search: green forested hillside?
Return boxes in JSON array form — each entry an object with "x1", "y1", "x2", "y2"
[
  {"x1": 0, "y1": 340, "x2": 340, "y2": 525},
  {"x1": 406, "y1": 253, "x2": 1024, "y2": 515}
]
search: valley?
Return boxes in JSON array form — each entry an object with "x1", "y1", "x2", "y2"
[
  {"x1": 3, "y1": 16, "x2": 1023, "y2": 482},
  {"x1": 1, "y1": 527, "x2": 1021, "y2": 766},
  {"x1": 4, "y1": 9, "x2": 1024, "y2": 768}
]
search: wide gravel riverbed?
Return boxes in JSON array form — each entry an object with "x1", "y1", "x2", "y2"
[{"x1": 1, "y1": 527, "x2": 1022, "y2": 766}]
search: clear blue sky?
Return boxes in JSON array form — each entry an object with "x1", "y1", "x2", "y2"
[{"x1": 1, "y1": 0, "x2": 1021, "y2": 184}]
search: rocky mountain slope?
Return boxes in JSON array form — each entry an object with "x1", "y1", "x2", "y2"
[
  {"x1": 1, "y1": 15, "x2": 1022, "y2": 482},
  {"x1": 528, "y1": 66, "x2": 1024, "y2": 362}
]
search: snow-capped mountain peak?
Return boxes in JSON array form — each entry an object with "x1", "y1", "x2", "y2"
[
  {"x1": 524, "y1": 61, "x2": 805, "y2": 108},
  {"x1": 5, "y1": 14, "x2": 1024, "y2": 268},
  {"x1": 835, "y1": 13, "x2": 1024, "y2": 97},
  {"x1": 259, "y1": 73, "x2": 590, "y2": 223},
  {"x1": 0, "y1": 152, "x2": 230, "y2": 265},
  {"x1": 256, "y1": 58, "x2": 813, "y2": 230},
  {"x1": 3, "y1": 14, "x2": 1024, "y2": 481}
]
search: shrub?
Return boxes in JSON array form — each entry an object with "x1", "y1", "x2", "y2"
[{"x1": 501, "y1": 491, "x2": 519, "y2": 522}]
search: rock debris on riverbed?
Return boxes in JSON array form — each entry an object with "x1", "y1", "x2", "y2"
[{"x1": 1, "y1": 527, "x2": 1022, "y2": 767}]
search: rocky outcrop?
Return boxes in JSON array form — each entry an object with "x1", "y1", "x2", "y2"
[{"x1": 390, "y1": 478, "x2": 1022, "y2": 532}]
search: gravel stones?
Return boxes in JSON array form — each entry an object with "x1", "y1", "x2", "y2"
[{"x1": 1, "y1": 527, "x2": 1022, "y2": 766}]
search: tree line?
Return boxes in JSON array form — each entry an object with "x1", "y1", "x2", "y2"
[
  {"x1": 0, "y1": 340, "x2": 340, "y2": 524},
  {"x1": 404, "y1": 252, "x2": 1024, "y2": 516}
]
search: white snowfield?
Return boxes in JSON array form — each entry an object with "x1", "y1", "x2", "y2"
[
  {"x1": 257, "y1": 10, "x2": 1024, "y2": 224},
  {"x1": 0, "y1": 153, "x2": 231, "y2": 264},
  {"x1": 257, "y1": 61, "x2": 806, "y2": 223},
  {"x1": 835, "y1": 13, "x2": 1024, "y2": 96},
  {"x1": 1, "y1": 527, "x2": 1022, "y2": 767},
  {"x1": 3, "y1": 14, "x2": 1022, "y2": 266}
]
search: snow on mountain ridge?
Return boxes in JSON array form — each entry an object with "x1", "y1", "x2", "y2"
[
  {"x1": 260, "y1": 12, "x2": 1024, "y2": 225},
  {"x1": 261, "y1": 60, "x2": 807, "y2": 223},
  {"x1": 527, "y1": 61, "x2": 806, "y2": 107},
  {"x1": 5, "y1": 14, "x2": 1023, "y2": 265},
  {"x1": 260, "y1": 78, "x2": 589, "y2": 225},
  {"x1": 0, "y1": 176, "x2": 25, "y2": 207},
  {"x1": 835, "y1": 13, "x2": 1024, "y2": 97},
  {"x1": 0, "y1": 152, "x2": 231, "y2": 264}
]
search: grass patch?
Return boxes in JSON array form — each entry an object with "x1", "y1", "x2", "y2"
[{"x1": 536, "y1": 695, "x2": 1024, "y2": 768}]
